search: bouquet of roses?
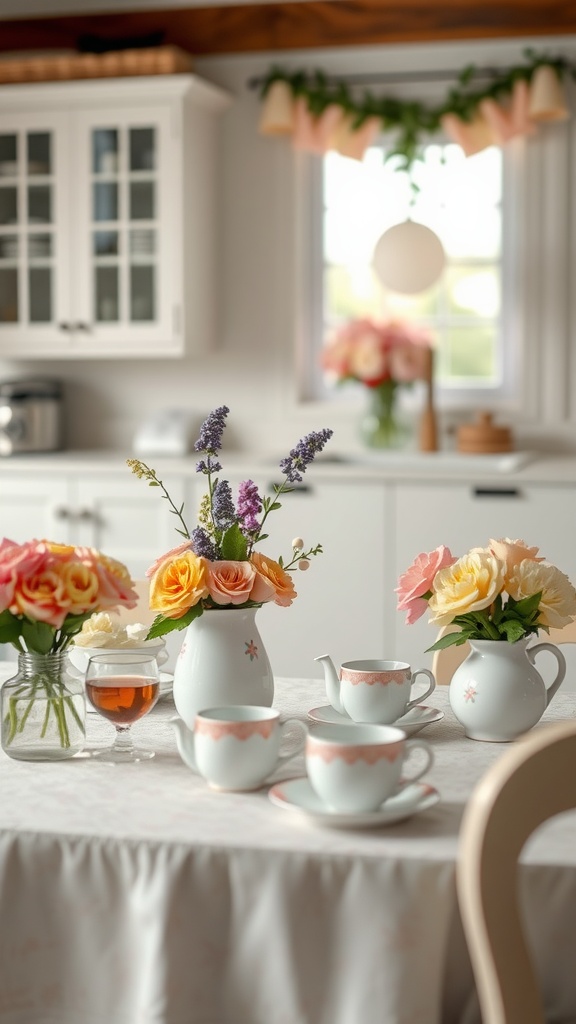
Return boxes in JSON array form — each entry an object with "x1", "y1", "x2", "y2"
[
  {"x1": 0, "y1": 539, "x2": 138, "y2": 752},
  {"x1": 320, "y1": 316, "x2": 433, "y2": 389},
  {"x1": 128, "y1": 405, "x2": 333, "y2": 640},
  {"x1": 396, "y1": 537, "x2": 576, "y2": 650},
  {"x1": 0, "y1": 539, "x2": 138, "y2": 653}
]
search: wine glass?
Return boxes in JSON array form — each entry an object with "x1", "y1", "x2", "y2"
[{"x1": 85, "y1": 652, "x2": 160, "y2": 763}]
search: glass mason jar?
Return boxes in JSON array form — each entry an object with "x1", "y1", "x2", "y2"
[{"x1": 1, "y1": 651, "x2": 86, "y2": 761}]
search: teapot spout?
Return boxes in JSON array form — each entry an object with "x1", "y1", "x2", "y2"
[
  {"x1": 314, "y1": 654, "x2": 344, "y2": 715},
  {"x1": 169, "y1": 715, "x2": 199, "y2": 773}
]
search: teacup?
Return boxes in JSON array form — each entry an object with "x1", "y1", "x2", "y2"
[
  {"x1": 171, "y1": 706, "x2": 308, "y2": 791},
  {"x1": 338, "y1": 660, "x2": 436, "y2": 724},
  {"x1": 305, "y1": 722, "x2": 434, "y2": 813}
]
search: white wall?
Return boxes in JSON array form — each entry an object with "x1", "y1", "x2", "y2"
[{"x1": 2, "y1": 34, "x2": 576, "y2": 457}]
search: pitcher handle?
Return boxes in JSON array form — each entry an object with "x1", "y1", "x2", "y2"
[
  {"x1": 406, "y1": 668, "x2": 436, "y2": 713},
  {"x1": 527, "y1": 642, "x2": 566, "y2": 707},
  {"x1": 277, "y1": 719, "x2": 308, "y2": 767}
]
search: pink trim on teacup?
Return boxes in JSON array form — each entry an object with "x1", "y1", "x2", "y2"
[
  {"x1": 340, "y1": 669, "x2": 409, "y2": 686},
  {"x1": 307, "y1": 739, "x2": 403, "y2": 765},
  {"x1": 196, "y1": 719, "x2": 275, "y2": 741}
]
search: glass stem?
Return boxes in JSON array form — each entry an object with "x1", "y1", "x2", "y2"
[{"x1": 112, "y1": 726, "x2": 134, "y2": 753}]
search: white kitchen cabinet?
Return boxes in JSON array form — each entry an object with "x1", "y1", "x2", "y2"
[
  {"x1": 0, "y1": 469, "x2": 185, "y2": 579},
  {"x1": 211, "y1": 472, "x2": 389, "y2": 680},
  {"x1": 0, "y1": 75, "x2": 229, "y2": 358},
  {"x1": 392, "y1": 481, "x2": 576, "y2": 671}
]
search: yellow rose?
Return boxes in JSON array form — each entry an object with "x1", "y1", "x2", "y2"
[
  {"x1": 58, "y1": 561, "x2": 100, "y2": 614},
  {"x1": 150, "y1": 551, "x2": 209, "y2": 619},
  {"x1": 507, "y1": 560, "x2": 576, "y2": 628},
  {"x1": 428, "y1": 549, "x2": 505, "y2": 626}
]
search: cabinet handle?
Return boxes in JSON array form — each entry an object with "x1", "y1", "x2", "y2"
[
  {"x1": 54, "y1": 506, "x2": 71, "y2": 519},
  {"x1": 77, "y1": 508, "x2": 94, "y2": 521},
  {"x1": 74, "y1": 322, "x2": 91, "y2": 333},
  {"x1": 58, "y1": 322, "x2": 72, "y2": 332},
  {"x1": 472, "y1": 487, "x2": 521, "y2": 498}
]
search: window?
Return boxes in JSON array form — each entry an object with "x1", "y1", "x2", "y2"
[{"x1": 305, "y1": 136, "x2": 520, "y2": 408}]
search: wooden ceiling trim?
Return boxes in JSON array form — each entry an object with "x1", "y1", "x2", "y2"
[{"x1": 0, "y1": 2, "x2": 574, "y2": 57}]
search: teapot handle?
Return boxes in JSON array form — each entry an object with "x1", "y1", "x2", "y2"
[{"x1": 527, "y1": 642, "x2": 566, "y2": 707}]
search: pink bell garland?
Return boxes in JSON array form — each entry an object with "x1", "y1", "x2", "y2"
[{"x1": 256, "y1": 56, "x2": 572, "y2": 164}]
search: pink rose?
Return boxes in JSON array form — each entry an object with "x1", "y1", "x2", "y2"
[
  {"x1": 250, "y1": 552, "x2": 297, "y2": 607},
  {"x1": 12, "y1": 568, "x2": 70, "y2": 629},
  {"x1": 396, "y1": 545, "x2": 456, "y2": 624},
  {"x1": 206, "y1": 560, "x2": 256, "y2": 606}
]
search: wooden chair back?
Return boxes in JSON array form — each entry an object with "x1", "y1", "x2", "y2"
[{"x1": 457, "y1": 719, "x2": 576, "y2": 1024}]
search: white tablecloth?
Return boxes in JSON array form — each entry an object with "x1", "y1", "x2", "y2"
[{"x1": 1, "y1": 675, "x2": 576, "y2": 1024}]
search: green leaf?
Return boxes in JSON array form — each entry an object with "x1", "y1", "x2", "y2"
[
  {"x1": 269, "y1": 502, "x2": 282, "y2": 511},
  {"x1": 21, "y1": 619, "x2": 56, "y2": 654},
  {"x1": 220, "y1": 523, "x2": 248, "y2": 561},
  {"x1": 0, "y1": 610, "x2": 22, "y2": 646},
  {"x1": 499, "y1": 619, "x2": 530, "y2": 643},
  {"x1": 506, "y1": 591, "x2": 542, "y2": 618},
  {"x1": 426, "y1": 630, "x2": 473, "y2": 653},
  {"x1": 146, "y1": 604, "x2": 204, "y2": 640}
]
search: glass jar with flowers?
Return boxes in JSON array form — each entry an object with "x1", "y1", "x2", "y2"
[
  {"x1": 128, "y1": 405, "x2": 333, "y2": 728},
  {"x1": 396, "y1": 538, "x2": 576, "y2": 740},
  {"x1": 0, "y1": 541, "x2": 138, "y2": 761},
  {"x1": 320, "y1": 316, "x2": 434, "y2": 449}
]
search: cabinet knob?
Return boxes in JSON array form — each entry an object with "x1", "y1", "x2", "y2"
[
  {"x1": 54, "y1": 506, "x2": 71, "y2": 519},
  {"x1": 77, "y1": 507, "x2": 94, "y2": 521},
  {"x1": 74, "y1": 322, "x2": 91, "y2": 333},
  {"x1": 58, "y1": 322, "x2": 72, "y2": 332}
]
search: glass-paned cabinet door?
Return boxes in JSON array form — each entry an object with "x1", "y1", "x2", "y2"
[
  {"x1": 74, "y1": 106, "x2": 175, "y2": 351},
  {"x1": 0, "y1": 113, "x2": 70, "y2": 349}
]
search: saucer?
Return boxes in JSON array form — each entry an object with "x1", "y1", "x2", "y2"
[
  {"x1": 268, "y1": 777, "x2": 440, "y2": 829},
  {"x1": 307, "y1": 704, "x2": 444, "y2": 735}
]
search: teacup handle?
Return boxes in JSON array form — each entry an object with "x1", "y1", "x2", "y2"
[
  {"x1": 397, "y1": 738, "x2": 434, "y2": 791},
  {"x1": 527, "y1": 642, "x2": 566, "y2": 707},
  {"x1": 277, "y1": 718, "x2": 308, "y2": 767},
  {"x1": 406, "y1": 668, "x2": 436, "y2": 712}
]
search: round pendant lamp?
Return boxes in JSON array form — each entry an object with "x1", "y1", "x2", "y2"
[{"x1": 372, "y1": 219, "x2": 446, "y2": 294}]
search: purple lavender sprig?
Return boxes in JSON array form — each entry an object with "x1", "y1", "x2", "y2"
[
  {"x1": 279, "y1": 428, "x2": 334, "y2": 484},
  {"x1": 212, "y1": 480, "x2": 236, "y2": 532},
  {"x1": 191, "y1": 527, "x2": 219, "y2": 561},
  {"x1": 194, "y1": 405, "x2": 230, "y2": 456}
]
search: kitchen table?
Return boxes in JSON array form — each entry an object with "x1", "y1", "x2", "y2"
[{"x1": 1, "y1": 675, "x2": 575, "y2": 1024}]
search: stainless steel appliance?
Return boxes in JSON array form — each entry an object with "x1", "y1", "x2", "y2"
[{"x1": 0, "y1": 379, "x2": 63, "y2": 455}]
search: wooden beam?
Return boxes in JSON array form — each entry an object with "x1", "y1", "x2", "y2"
[{"x1": 0, "y1": 1, "x2": 573, "y2": 57}]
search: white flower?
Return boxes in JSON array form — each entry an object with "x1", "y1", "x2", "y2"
[{"x1": 507, "y1": 560, "x2": 576, "y2": 629}]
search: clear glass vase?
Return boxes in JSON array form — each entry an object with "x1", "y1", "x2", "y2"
[
  {"x1": 1, "y1": 651, "x2": 86, "y2": 761},
  {"x1": 360, "y1": 381, "x2": 407, "y2": 449}
]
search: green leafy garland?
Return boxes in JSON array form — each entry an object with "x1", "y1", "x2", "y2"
[{"x1": 256, "y1": 48, "x2": 574, "y2": 169}]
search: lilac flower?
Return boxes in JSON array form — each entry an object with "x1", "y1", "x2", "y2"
[
  {"x1": 194, "y1": 406, "x2": 230, "y2": 455},
  {"x1": 191, "y1": 527, "x2": 218, "y2": 561},
  {"x1": 212, "y1": 480, "x2": 236, "y2": 531},
  {"x1": 237, "y1": 479, "x2": 263, "y2": 534},
  {"x1": 279, "y1": 428, "x2": 334, "y2": 483}
]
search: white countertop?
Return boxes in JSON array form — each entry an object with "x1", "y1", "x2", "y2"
[{"x1": 1, "y1": 448, "x2": 576, "y2": 483}]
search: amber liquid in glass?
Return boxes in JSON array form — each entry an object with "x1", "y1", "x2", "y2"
[{"x1": 86, "y1": 676, "x2": 159, "y2": 725}]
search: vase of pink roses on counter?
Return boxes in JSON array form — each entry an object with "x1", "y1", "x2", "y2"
[
  {"x1": 128, "y1": 405, "x2": 333, "y2": 728},
  {"x1": 396, "y1": 538, "x2": 576, "y2": 741},
  {"x1": 0, "y1": 541, "x2": 138, "y2": 760},
  {"x1": 320, "y1": 316, "x2": 433, "y2": 449}
]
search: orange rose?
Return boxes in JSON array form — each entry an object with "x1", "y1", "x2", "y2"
[
  {"x1": 150, "y1": 551, "x2": 209, "y2": 619},
  {"x1": 206, "y1": 560, "x2": 255, "y2": 606},
  {"x1": 250, "y1": 552, "x2": 297, "y2": 607}
]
